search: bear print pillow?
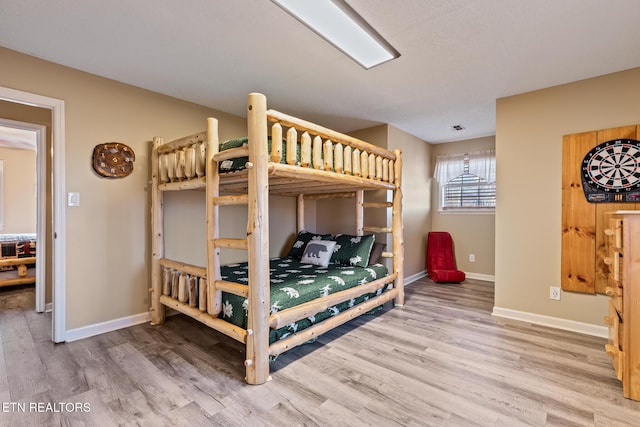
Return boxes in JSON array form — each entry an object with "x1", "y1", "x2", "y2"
[{"x1": 300, "y1": 240, "x2": 337, "y2": 268}]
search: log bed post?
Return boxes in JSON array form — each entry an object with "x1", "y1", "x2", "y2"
[
  {"x1": 246, "y1": 93, "x2": 271, "y2": 384},
  {"x1": 297, "y1": 194, "x2": 305, "y2": 233},
  {"x1": 392, "y1": 149, "x2": 405, "y2": 306},
  {"x1": 151, "y1": 137, "x2": 166, "y2": 325},
  {"x1": 207, "y1": 118, "x2": 222, "y2": 316},
  {"x1": 356, "y1": 190, "x2": 364, "y2": 236}
]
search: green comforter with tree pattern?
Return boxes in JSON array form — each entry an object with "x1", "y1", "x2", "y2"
[{"x1": 219, "y1": 257, "x2": 389, "y2": 344}]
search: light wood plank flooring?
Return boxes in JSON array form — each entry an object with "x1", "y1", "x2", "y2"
[{"x1": 1, "y1": 279, "x2": 639, "y2": 426}]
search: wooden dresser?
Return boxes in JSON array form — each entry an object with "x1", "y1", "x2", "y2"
[{"x1": 605, "y1": 211, "x2": 640, "y2": 401}]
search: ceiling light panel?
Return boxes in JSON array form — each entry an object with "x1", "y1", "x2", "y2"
[{"x1": 272, "y1": 0, "x2": 400, "y2": 69}]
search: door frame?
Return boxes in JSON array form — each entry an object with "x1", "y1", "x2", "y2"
[{"x1": 0, "y1": 86, "x2": 66, "y2": 343}]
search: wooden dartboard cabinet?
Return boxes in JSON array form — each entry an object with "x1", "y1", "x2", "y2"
[{"x1": 561, "y1": 124, "x2": 640, "y2": 294}]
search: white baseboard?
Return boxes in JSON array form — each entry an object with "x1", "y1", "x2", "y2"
[
  {"x1": 465, "y1": 272, "x2": 495, "y2": 282},
  {"x1": 405, "y1": 270, "x2": 494, "y2": 284},
  {"x1": 65, "y1": 311, "x2": 151, "y2": 343},
  {"x1": 492, "y1": 306, "x2": 608, "y2": 338},
  {"x1": 405, "y1": 270, "x2": 427, "y2": 285},
  {"x1": 61, "y1": 271, "x2": 428, "y2": 344},
  {"x1": 45, "y1": 302, "x2": 52, "y2": 313}
]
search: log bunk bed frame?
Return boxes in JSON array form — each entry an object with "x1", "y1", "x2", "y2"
[
  {"x1": 0, "y1": 235, "x2": 36, "y2": 288},
  {"x1": 0, "y1": 257, "x2": 37, "y2": 287},
  {"x1": 150, "y1": 93, "x2": 404, "y2": 384}
]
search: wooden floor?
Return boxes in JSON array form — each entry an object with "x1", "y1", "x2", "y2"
[{"x1": 1, "y1": 279, "x2": 639, "y2": 426}]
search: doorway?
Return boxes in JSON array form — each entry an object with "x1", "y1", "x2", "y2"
[
  {"x1": 0, "y1": 86, "x2": 66, "y2": 343},
  {"x1": 0, "y1": 120, "x2": 46, "y2": 312}
]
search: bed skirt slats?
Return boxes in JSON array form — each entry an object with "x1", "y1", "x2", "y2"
[
  {"x1": 159, "y1": 259, "x2": 210, "y2": 312},
  {"x1": 159, "y1": 258, "x2": 258, "y2": 313}
]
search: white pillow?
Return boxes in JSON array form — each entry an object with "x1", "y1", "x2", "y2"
[{"x1": 300, "y1": 240, "x2": 336, "y2": 267}]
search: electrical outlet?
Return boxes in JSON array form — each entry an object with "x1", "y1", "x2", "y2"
[
  {"x1": 469, "y1": 253, "x2": 476, "y2": 262},
  {"x1": 550, "y1": 286, "x2": 561, "y2": 300}
]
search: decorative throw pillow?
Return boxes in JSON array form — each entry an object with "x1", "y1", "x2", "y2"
[
  {"x1": 301, "y1": 240, "x2": 336, "y2": 267},
  {"x1": 368, "y1": 242, "x2": 386, "y2": 265},
  {"x1": 287, "y1": 230, "x2": 333, "y2": 258},
  {"x1": 331, "y1": 234, "x2": 375, "y2": 267}
]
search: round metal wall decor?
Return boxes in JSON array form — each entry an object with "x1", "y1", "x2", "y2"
[{"x1": 92, "y1": 142, "x2": 135, "y2": 178}]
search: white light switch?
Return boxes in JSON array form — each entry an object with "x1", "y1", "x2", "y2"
[{"x1": 68, "y1": 192, "x2": 80, "y2": 207}]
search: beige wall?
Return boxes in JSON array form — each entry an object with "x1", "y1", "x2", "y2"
[
  {"x1": 431, "y1": 136, "x2": 495, "y2": 276},
  {"x1": 387, "y1": 125, "x2": 432, "y2": 279},
  {"x1": 495, "y1": 67, "x2": 640, "y2": 325},
  {"x1": 0, "y1": 47, "x2": 299, "y2": 329},
  {"x1": 164, "y1": 192, "x2": 297, "y2": 266},
  {"x1": 0, "y1": 147, "x2": 36, "y2": 233}
]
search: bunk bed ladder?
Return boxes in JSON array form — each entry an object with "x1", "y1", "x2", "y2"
[
  {"x1": 206, "y1": 118, "x2": 257, "y2": 318},
  {"x1": 206, "y1": 95, "x2": 271, "y2": 385},
  {"x1": 359, "y1": 149, "x2": 405, "y2": 306}
]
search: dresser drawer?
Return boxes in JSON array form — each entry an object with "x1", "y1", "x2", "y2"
[
  {"x1": 604, "y1": 300, "x2": 624, "y2": 381},
  {"x1": 605, "y1": 277, "x2": 623, "y2": 314},
  {"x1": 613, "y1": 251, "x2": 623, "y2": 282},
  {"x1": 606, "y1": 218, "x2": 623, "y2": 248},
  {"x1": 605, "y1": 343, "x2": 624, "y2": 381},
  {"x1": 604, "y1": 251, "x2": 624, "y2": 282}
]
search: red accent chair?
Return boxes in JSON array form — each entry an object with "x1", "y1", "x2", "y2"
[{"x1": 426, "y1": 232, "x2": 466, "y2": 283}]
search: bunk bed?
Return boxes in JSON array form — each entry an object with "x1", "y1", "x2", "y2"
[
  {"x1": 150, "y1": 93, "x2": 404, "y2": 384},
  {"x1": 0, "y1": 234, "x2": 36, "y2": 288}
]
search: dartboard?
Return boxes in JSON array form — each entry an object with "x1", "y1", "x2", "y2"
[{"x1": 581, "y1": 139, "x2": 640, "y2": 203}]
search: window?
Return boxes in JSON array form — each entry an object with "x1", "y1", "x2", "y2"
[{"x1": 434, "y1": 149, "x2": 496, "y2": 212}]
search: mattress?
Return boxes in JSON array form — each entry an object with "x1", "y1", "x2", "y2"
[
  {"x1": 0, "y1": 235, "x2": 36, "y2": 259},
  {"x1": 0, "y1": 233, "x2": 36, "y2": 242},
  {"x1": 219, "y1": 257, "x2": 389, "y2": 344}
]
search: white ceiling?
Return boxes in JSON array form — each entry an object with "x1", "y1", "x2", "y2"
[{"x1": 1, "y1": 0, "x2": 639, "y2": 143}]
